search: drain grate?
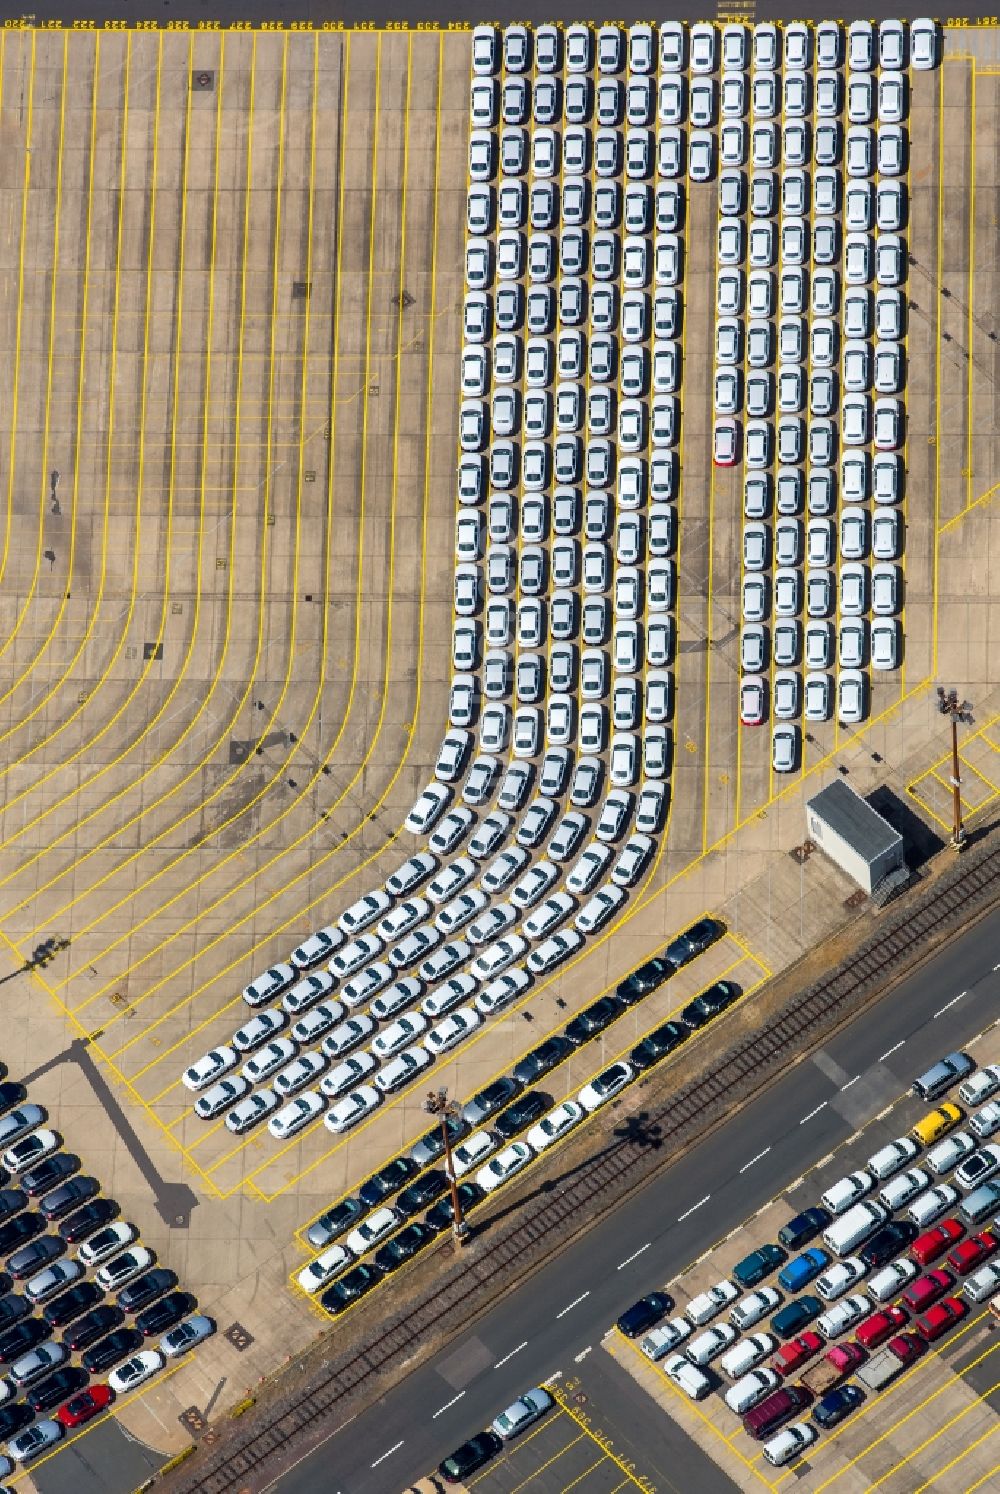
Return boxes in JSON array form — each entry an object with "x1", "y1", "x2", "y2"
[
  {"x1": 192, "y1": 71, "x2": 215, "y2": 91},
  {"x1": 225, "y1": 1322, "x2": 254, "y2": 1352}
]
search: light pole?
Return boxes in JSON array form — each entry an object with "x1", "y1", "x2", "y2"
[
  {"x1": 937, "y1": 687, "x2": 974, "y2": 851},
  {"x1": 424, "y1": 1088, "x2": 468, "y2": 1245}
]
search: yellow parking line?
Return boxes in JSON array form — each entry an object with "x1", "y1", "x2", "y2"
[
  {"x1": 914, "y1": 1422, "x2": 999, "y2": 1494},
  {"x1": 867, "y1": 1372, "x2": 1000, "y2": 1491},
  {"x1": 963, "y1": 1455, "x2": 1000, "y2": 1494},
  {"x1": 551, "y1": 1386, "x2": 654, "y2": 1489},
  {"x1": 495, "y1": 1433, "x2": 590, "y2": 1491}
]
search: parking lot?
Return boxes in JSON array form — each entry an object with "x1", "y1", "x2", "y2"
[{"x1": 606, "y1": 1034, "x2": 1000, "y2": 1491}]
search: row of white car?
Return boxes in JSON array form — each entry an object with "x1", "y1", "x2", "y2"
[{"x1": 471, "y1": 20, "x2": 939, "y2": 82}]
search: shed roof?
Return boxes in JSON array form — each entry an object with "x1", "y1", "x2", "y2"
[{"x1": 806, "y1": 779, "x2": 904, "y2": 864}]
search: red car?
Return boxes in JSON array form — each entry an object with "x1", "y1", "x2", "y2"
[
  {"x1": 772, "y1": 1331, "x2": 823, "y2": 1377},
  {"x1": 887, "y1": 1331, "x2": 928, "y2": 1364},
  {"x1": 916, "y1": 1297, "x2": 967, "y2": 1342},
  {"x1": 947, "y1": 1230, "x2": 999, "y2": 1276},
  {"x1": 910, "y1": 1220, "x2": 964, "y2": 1266},
  {"x1": 856, "y1": 1305, "x2": 909, "y2": 1351},
  {"x1": 903, "y1": 1269, "x2": 953, "y2": 1313},
  {"x1": 56, "y1": 1384, "x2": 114, "y2": 1428}
]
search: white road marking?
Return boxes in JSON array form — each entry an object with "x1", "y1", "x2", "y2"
[
  {"x1": 840, "y1": 1076, "x2": 860, "y2": 1091},
  {"x1": 556, "y1": 1291, "x2": 590, "y2": 1319},
  {"x1": 371, "y1": 1442, "x2": 404, "y2": 1468},
  {"x1": 934, "y1": 991, "x2": 967, "y2": 1017},
  {"x1": 879, "y1": 1040, "x2": 905, "y2": 1061},
  {"x1": 740, "y1": 1147, "x2": 771, "y2": 1173},
  {"x1": 677, "y1": 1195, "x2": 710, "y2": 1222},
  {"x1": 574, "y1": 1346, "x2": 593, "y2": 1362},
  {"x1": 799, "y1": 1102, "x2": 828, "y2": 1125},
  {"x1": 494, "y1": 1342, "x2": 527, "y2": 1369},
  {"x1": 432, "y1": 1392, "x2": 465, "y2": 1420},
  {"x1": 617, "y1": 1243, "x2": 651, "y2": 1270}
]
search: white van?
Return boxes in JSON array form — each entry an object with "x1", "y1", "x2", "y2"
[
  {"x1": 867, "y1": 1258, "x2": 917, "y2": 1303},
  {"x1": 724, "y1": 1368, "x2": 781, "y2": 1414},
  {"x1": 663, "y1": 1353, "x2": 711, "y2": 1400},
  {"x1": 822, "y1": 1199, "x2": 887, "y2": 1256}
]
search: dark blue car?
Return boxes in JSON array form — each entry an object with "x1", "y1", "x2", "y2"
[
  {"x1": 777, "y1": 1206, "x2": 831, "y2": 1251},
  {"x1": 732, "y1": 1242, "x2": 787, "y2": 1288},
  {"x1": 814, "y1": 1384, "x2": 865, "y2": 1428},
  {"x1": 778, "y1": 1247, "x2": 830, "y2": 1294},
  {"x1": 770, "y1": 1295, "x2": 822, "y2": 1339}
]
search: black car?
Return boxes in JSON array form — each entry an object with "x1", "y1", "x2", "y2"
[
  {"x1": 617, "y1": 956, "x2": 672, "y2": 1004},
  {"x1": 563, "y1": 995, "x2": 622, "y2": 1046},
  {"x1": 861, "y1": 1220, "x2": 918, "y2": 1270},
  {"x1": 42, "y1": 1280, "x2": 104, "y2": 1329},
  {"x1": 8, "y1": 1233, "x2": 63, "y2": 1279},
  {"x1": 630, "y1": 1021, "x2": 687, "y2": 1071},
  {"x1": 0, "y1": 1210, "x2": 43, "y2": 1258},
  {"x1": 135, "y1": 1290, "x2": 193, "y2": 1338},
  {"x1": 409, "y1": 1113, "x2": 468, "y2": 1170},
  {"x1": 63, "y1": 1303, "x2": 123, "y2": 1352},
  {"x1": 680, "y1": 980, "x2": 741, "y2": 1030},
  {"x1": 425, "y1": 1182, "x2": 481, "y2": 1234},
  {"x1": 664, "y1": 917, "x2": 724, "y2": 969},
  {"x1": 439, "y1": 1430, "x2": 503, "y2": 1484},
  {"x1": 40, "y1": 1176, "x2": 98, "y2": 1222},
  {"x1": 0, "y1": 1190, "x2": 25, "y2": 1226},
  {"x1": 21, "y1": 1153, "x2": 79, "y2": 1198},
  {"x1": 0, "y1": 1316, "x2": 48, "y2": 1363},
  {"x1": 462, "y1": 1077, "x2": 520, "y2": 1128},
  {"x1": 358, "y1": 1157, "x2": 419, "y2": 1210},
  {"x1": 512, "y1": 1035, "x2": 573, "y2": 1085},
  {"x1": 118, "y1": 1268, "x2": 177, "y2": 1315},
  {"x1": 58, "y1": 1198, "x2": 118, "y2": 1244},
  {"x1": 321, "y1": 1263, "x2": 382, "y2": 1316},
  {"x1": 0, "y1": 1402, "x2": 32, "y2": 1440},
  {"x1": 0, "y1": 1082, "x2": 26, "y2": 1117},
  {"x1": 733, "y1": 1243, "x2": 787, "y2": 1288},
  {"x1": 615, "y1": 1291, "x2": 672, "y2": 1338},
  {"x1": 396, "y1": 1170, "x2": 448, "y2": 1218},
  {"x1": 813, "y1": 1384, "x2": 865, "y2": 1428},
  {"x1": 493, "y1": 1091, "x2": 548, "y2": 1140},
  {"x1": 305, "y1": 1197, "x2": 366, "y2": 1250},
  {"x1": 81, "y1": 1327, "x2": 143, "y2": 1373},
  {"x1": 373, "y1": 1222, "x2": 437, "y2": 1273},
  {"x1": 28, "y1": 1365, "x2": 88, "y2": 1414},
  {"x1": 777, "y1": 1206, "x2": 832, "y2": 1251},
  {"x1": 0, "y1": 1292, "x2": 28, "y2": 1333}
]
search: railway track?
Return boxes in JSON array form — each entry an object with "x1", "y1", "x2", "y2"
[{"x1": 172, "y1": 837, "x2": 1000, "y2": 1493}]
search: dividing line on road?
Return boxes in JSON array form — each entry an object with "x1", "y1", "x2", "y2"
[
  {"x1": 556, "y1": 1291, "x2": 590, "y2": 1320},
  {"x1": 370, "y1": 1441, "x2": 403, "y2": 1468},
  {"x1": 494, "y1": 1342, "x2": 527, "y2": 1369},
  {"x1": 678, "y1": 1194, "x2": 710, "y2": 1222},
  {"x1": 879, "y1": 1040, "x2": 906, "y2": 1061},
  {"x1": 840, "y1": 1075, "x2": 860, "y2": 1091},
  {"x1": 431, "y1": 1393, "x2": 465, "y2": 1420},
  {"x1": 935, "y1": 990, "x2": 967, "y2": 1017},
  {"x1": 799, "y1": 1102, "x2": 828, "y2": 1125},
  {"x1": 739, "y1": 1147, "x2": 771, "y2": 1173},
  {"x1": 617, "y1": 1243, "x2": 651, "y2": 1270}
]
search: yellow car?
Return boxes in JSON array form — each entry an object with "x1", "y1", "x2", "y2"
[{"x1": 911, "y1": 1102, "x2": 963, "y2": 1148}]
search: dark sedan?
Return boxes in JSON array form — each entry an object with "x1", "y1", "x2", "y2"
[
  {"x1": 663, "y1": 917, "x2": 724, "y2": 968},
  {"x1": 861, "y1": 1220, "x2": 918, "y2": 1270},
  {"x1": 395, "y1": 1171, "x2": 448, "y2": 1218},
  {"x1": 8, "y1": 1233, "x2": 63, "y2": 1279},
  {"x1": 630, "y1": 1020, "x2": 687, "y2": 1071},
  {"x1": 778, "y1": 1206, "x2": 831, "y2": 1251},
  {"x1": 357, "y1": 1157, "x2": 419, "y2": 1211},
  {"x1": 40, "y1": 1176, "x2": 98, "y2": 1222},
  {"x1": 63, "y1": 1304, "x2": 123, "y2": 1352},
  {"x1": 680, "y1": 979, "x2": 741, "y2": 1029},
  {"x1": 425, "y1": 1182, "x2": 482, "y2": 1234},
  {"x1": 305, "y1": 1197, "x2": 366, "y2": 1250},
  {"x1": 512, "y1": 1035, "x2": 573, "y2": 1085},
  {"x1": 439, "y1": 1431, "x2": 502, "y2": 1484},
  {"x1": 617, "y1": 956, "x2": 672, "y2": 1004},
  {"x1": 814, "y1": 1384, "x2": 865, "y2": 1428},
  {"x1": 81, "y1": 1328, "x2": 143, "y2": 1373},
  {"x1": 118, "y1": 1268, "x2": 177, "y2": 1315},
  {"x1": 733, "y1": 1243, "x2": 787, "y2": 1288},
  {"x1": 0, "y1": 1082, "x2": 26, "y2": 1117},
  {"x1": 373, "y1": 1222, "x2": 437, "y2": 1273},
  {"x1": 409, "y1": 1114, "x2": 467, "y2": 1170},
  {"x1": 136, "y1": 1291, "x2": 194, "y2": 1338},
  {"x1": 43, "y1": 1281, "x2": 105, "y2": 1329},
  {"x1": 616, "y1": 1291, "x2": 672, "y2": 1338},
  {"x1": 0, "y1": 1190, "x2": 26, "y2": 1226},
  {"x1": 321, "y1": 1263, "x2": 382, "y2": 1315},
  {"x1": 0, "y1": 1402, "x2": 32, "y2": 1440},
  {"x1": 563, "y1": 995, "x2": 622, "y2": 1046},
  {"x1": 28, "y1": 1365, "x2": 88, "y2": 1414},
  {"x1": 462, "y1": 1078, "x2": 520, "y2": 1128},
  {"x1": 493, "y1": 1091, "x2": 548, "y2": 1140},
  {"x1": 0, "y1": 1210, "x2": 43, "y2": 1258},
  {"x1": 59, "y1": 1199, "x2": 118, "y2": 1244},
  {"x1": 0, "y1": 1316, "x2": 49, "y2": 1363},
  {"x1": 21, "y1": 1154, "x2": 80, "y2": 1199},
  {"x1": 0, "y1": 1292, "x2": 29, "y2": 1333}
]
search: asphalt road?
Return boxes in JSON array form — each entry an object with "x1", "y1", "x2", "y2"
[{"x1": 267, "y1": 895, "x2": 1000, "y2": 1492}]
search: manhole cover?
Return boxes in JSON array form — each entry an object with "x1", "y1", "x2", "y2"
[{"x1": 225, "y1": 1322, "x2": 254, "y2": 1352}]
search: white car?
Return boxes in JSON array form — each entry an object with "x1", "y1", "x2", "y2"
[
  {"x1": 663, "y1": 1353, "x2": 711, "y2": 1400},
  {"x1": 867, "y1": 1259, "x2": 919, "y2": 1304},
  {"x1": 816, "y1": 1294, "x2": 869, "y2": 1340},
  {"x1": 96, "y1": 1246, "x2": 155, "y2": 1291},
  {"x1": 324, "y1": 1084, "x2": 381, "y2": 1134},
  {"x1": 345, "y1": 1206, "x2": 400, "y2": 1257},
  {"x1": 730, "y1": 1289, "x2": 781, "y2": 1333},
  {"x1": 182, "y1": 1048, "x2": 237, "y2": 1093},
  {"x1": 269, "y1": 1092, "x2": 324, "y2": 1140},
  {"x1": 687, "y1": 1281, "x2": 739, "y2": 1326},
  {"x1": 927, "y1": 1132, "x2": 977, "y2": 1176},
  {"x1": 816, "y1": 1258, "x2": 868, "y2": 1301},
  {"x1": 908, "y1": 1183, "x2": 960, "y2": 1226},
  {"x1": 641, "y1": 1318, "x2": 694, "y2": 1361},
  {"x1": 578, "y1": 1062, "x2": 634, "y2": 1112},
  {"x1": 78, "y1": 1222, "x2": 138, "y2": 1267},
  {"x1": 688, "y1": 1323, "x2": 738, "y2": 1366},
  {"x1": 526, "y1": 1102, "x2": 585, "y2": 1153},
  {"x1": 477, "y1": 1141, "x2": 534, "y2": 1194},
  {"x1": 424, "y1": 1008, "x2": 481, "y2": 1057}
]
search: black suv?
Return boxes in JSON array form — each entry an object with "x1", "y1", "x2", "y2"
[
  {"x1": 82, "y1": 1327, "x2": 142, "y2": 1373},
  {"x1": 617, "y1": 956, "x2": 672, "y2": 1004},
  {"x1": 680, "y1": 980, "x2": 741, "y2": 1030},
  {"x1": 493, "y1": 1091, "x2": 547, "y2": 1140},
  {"x1": 395, "y1": 1171, "x2": 448, "y2": 1218},
  {"x1": 321, "y1": 1263, "x2": 381, "y2": 1316},
  {"x1": 373, "y1": 1222, "x2": 437, "y2": 1274},
  {"x1": 439, "y1": 1431, "x2": 502, "y2": 1483},
  {"x1": 63, "y1": 1304, "x2": 123, "y2": 1352},
  {"x1": 564, "y1": 995, "x2": 622, "y2": 1046},
  {"x1": 616, "y1": 1292, "x2": 672, "y2": 1338},
  {"x1": 42, "y1": 1280, "x2": 104, "y2": 1329},
  {"x1": 29, "y1": 1365, "x2": 88, "y2": 1414},
  {"x1": 358, "y1": 1157, "x2": 419, "y2": 1210},
  {"x1": 630, "y1": 1021, "x2": 687, "y2": 1070},
  {"x1": 861, "y1": 1220, "x2": 918, "y2": 1270},
  {"x1": 135, "y1": 1291, "x2": 193, "y2": 1339},
  {"x1": 425, "y1": 1182, "x2": 481, "y2": 1234},
  {"x1": 512, "y1": 1035, "x2": 572, "y2": 1085},
  {"x1": 118, "y1": 1268, "x2": 177, "y2": 1315},
  {"x1": 0, "y1": 1316, "x2": 48, "y2": 1363},
  {"x1": 59, "y1": 1198, "x2": 118, "y2": 1244},
  {"x1": 0, "y1": 1211, "x2": 43, "y2": 1257},
  {"x1": 663, "y1": 917, "x2": 724, "y2": 968}
]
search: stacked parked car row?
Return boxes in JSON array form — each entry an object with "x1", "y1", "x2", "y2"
[
  {"x1": 623, "y1": 1050, "x2": 994, "y2": 1468},
  {"x1": 0, "y1": 1083, "x2": 211, "y2": 1470},
  {"x1": 293, "y1": 918, "x2": 725, "y2": 1313},
  {"x1": 710, "y1": 17, "x2": 939, "y2": 766}
]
